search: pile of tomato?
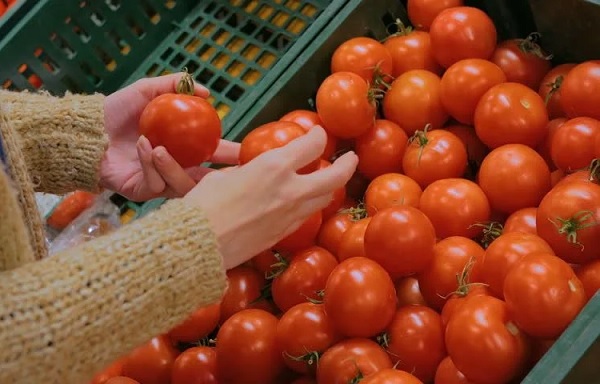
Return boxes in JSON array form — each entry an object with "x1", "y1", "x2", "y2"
[{"x1": 92, "y1": 1, "x2": 600, "y2": 383}]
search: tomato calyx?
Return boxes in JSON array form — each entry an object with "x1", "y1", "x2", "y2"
[
  {"x1": 305, "y1": 289, "x2": 325, "y2": 304},
  {"x1": 196, "y1": 336, "x2": 217, "y2": 347},
  {"x1": 340, "y1": 202, "x2": 368, "y2": 221},
  {"x1": 517, "y1": 32, "x2": 553, "y2": 61},
  {"x1": 585, "y1": 158, "x2": 600, "y2": 183},
  {"x1": 283, "y1": 350, "x2": 321, "y2": 369},
  {"x1": 408, "y1": 124, "x2": 434, "y2": 165},
  {"x1": 348, "y1": 364, "x2": 365, "y2": 384},
  {"x1": 441, "y1": 256, "x2": 487, "y2": 299},
  {"x1": 264, "y1": 252, "x2": 289, "y2": 280},
  {"x1": 543, "y1": 75, "x2": 564, "y2": 105},
  {"x1": 548, "y1": 210, "x2": 600, "y2": 249},
  {"x1": 175, "y1": 68, "x2": 196, "y2": 95},
  {"x1": 470, "y1": 221, "x2": 504, "y2": 249}
]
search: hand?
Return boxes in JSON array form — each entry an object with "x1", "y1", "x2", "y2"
[
  {"x1": 100, "y1": 73, "x2": 240, "y2": 201},
  {"x1": 184, "y1": 126, "x2": 358, "y2": 270}
]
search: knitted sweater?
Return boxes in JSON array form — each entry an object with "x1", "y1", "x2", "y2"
[{"x1": 0, "y1": 90, "x2": 227, "y2": 383}]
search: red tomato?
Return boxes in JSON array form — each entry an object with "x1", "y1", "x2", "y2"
[
  {"x1": 536, "y1": 118, "x2": 567, "y2": 170},
  {"x1": 291, "y1": 378, "x2": 317, "y2": 384},
  {"x1": 536, "y1": 180, "x2": 600, "y2": 264},
  {"x1": 319, "y1": 159, "x2": 346, "y2": 218},
  {"x1": 275, "y1": 210, "x2": 323, "y2": 253},
  {"x1": 403, "y1": 129, "x2": 467, "y2": 189},
  {"x1": 418, "y1": 236, "x2": 485, "y2": 310},
  {"x1": 317, "y1": 338, "x2": 393, "y2": 384},
  {"x1": 381, "y1": 306, "x2": 446, "y2": 382},
  {"x1": 346, "y1": 171, "x2": 371, "y2": 201},
  {"x1": 356, "y1": 119, "x2": 408, "y2": 180},
  {"x1": 551, "y1": 117, "x2": 600, "y2": 172},
  {"x1": 490, "y1": 37, "x2": 552, "y2": 90},
  {"x1": 47, "y1": 190, "x2": 96, "y2": 230},
  {"x1": 445, "y1": 124, "x2": 489, "y2": 174},
  {"x1": 434, "y1": 356, "x2": 474, "y2": 384},
  {"x1": 538, "y1": 64, "x2": 576, "y2": 119},
  {"x1": 445, "y1": 295, "x2": 529, "y2": 384},
  {"x1": 364, "y1": 206, "x2": 436, "y2": 279},
  {"x1": 560, "y1": 61, "x2": 600, "y2": 120},
  {"x1": 383, "y1": 70, "x2": 449, "y2": 135},
  {"x1": 478, "y1": 144, "x2": 551, "y2": 214},
  {"x1": 323, "y1": 257, "x2": 397, "y2": 337},
  {"x1": 121, "y1": 336, "x2": 179, "y2": 384},
  {"x1": 364, "y1": 173, "x2": 423, "y2": 216},
  {"x1": 441, "y1": 285, "x2": 490, "y2": 328},
  {"x1": 474, "y1": 82, "x2": 549, "y2": 149},
  {"x1": 503, "y1": 207, "x2": 537, "y2": 235},
  {"x1": 337, "y1": 217, "x2": 371, "y2": 262},
  {"x1": 551, "y1": 169, "x2": 566, "y2": 187},
  {"x1": 576, "y1": 259, "x2": 600, "y2": 301},
  {"x1": 105, "y1": 378, "x2": 140, "y2": 384},
  {"x1": 440, "y1": 59, "x2": 507, "y2": 125},
  {"x1": 219, "y1": 266, "x2": 266, "y2": 324},
  {"x1": 277, "y1": 302, "x2": 341, "y2": 374},
  {"x1": 317, "y1": 211, "x2": 354, "y2": 256},
  {"x1": 239, "y1": 121, "x2": 318, "y2": 174},
  {"x1": 429, "y1": 7, "x2": 497, "y2": 69},
  {"x1": 216, "y1": 309, "x2": 285, "y2": 384},
  {"x1": 139, "y1": 93, "x2": 221, "y2": 168},
  {"x1": 280, "y1": 109, "x2": 337, "y2": 160},
  {"x1": 171, "y1": 347, "x2": 217, "y2": 384},
  {"x1": 480, "y1": 232, "x2": 554, "y2": 298},
  {"x1": 383, "y1": 28, "x2": 442, "y2": 76},
  {"x1": 395, "y1": 276, "x2": 428, "y2": 307},
  {"x1": 0, "y1": 3, "x2": 6, "y2": 16},
  {"x1": 361, "y1": 369, "x2": 425, "y2": 384},
  {"x1": 419, "y1": 178, "x2": 491, "y2": 239},
  {"x1": 90, "y1": 359, "x2": 125, "y2": 384},
  {"x1": 251, "y1": 249, "x2": 279, "y2": 276},
  {"x1": 167, "y1": 303, "x2": 220, "y2": 343},
  {"x1": 504, "y1": 252, "x2": 586, "y2": 339},
  {"x1": 331, "y1": 37, "x2": 393, "y2": 83},
  {"x1": 596, "y1": 132, "x2": 600, "y2": 157},
  {"x1": 272, "y1": 246, "x2": 338, "y2": 312},
  {"x1": 407, "y1": 0, "x2": 464, "y2": 31},
  {"x1": 316, "y1": 72, "x2": 377, "y2": 139}
]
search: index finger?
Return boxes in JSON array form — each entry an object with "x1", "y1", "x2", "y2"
[
  {"x1": 299, "y1": 151, "x2": 358, "y2": 198},
  {"x1": 210, "y1": 140, "x2": 241, "y2": 164}
]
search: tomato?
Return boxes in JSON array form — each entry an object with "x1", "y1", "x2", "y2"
[
  {"x1": 291, "y1": 378, "x2": 317, "y2": 384},
  {"x1": 529, "y1": 339, "x2": 555, "y2": 368},
  {"x1": 217, "y1": 309, "x2": 284, "y2": 384},
  {"x1": 538, "y1": 64, "x2": 576, "y2": 119},
  {"x1": 105, "y1": 378, "x2": 140, "y2": 384},
  {"x1": 440, "y1": 59, "x2": 507, "y2": 125},
  {"x1": 316, "y1": 72, "x2": 376, "y2": 139},
  {"x1": 121, "y1": 335, "x2": 179, "y2": 384},
  {"x1": 272, "y1": 246, "x2": 338, "y2": 312},
  {"x1": 356, "y1": 119, "x2": 408, "y2": 180},
  {"x1": 445, "y1": 124, "x2": 489, "y2": 176},
  {"x1": 536, "y1": 118, "x2": 567, "y2": 170},
  {"x1": 319, "y1": 160, "x2": 346, "y2": 218},
  {"x1": 407, "y1": 0, "x2": 464, "y2": 31},
  {"x1": 0, "y1": 3, "x2": 6, "y2": 16},
  {"x1": 536, "y1": 180, "x2": 600, "y2": 264},
  {"x1": 419, "y1": 179, "x2": 491, "y2": 239},
  {"x1": 434, "y1": 356, "x2": 474, "y2": 384},
  {"x1": 560, "y1": 61, "x2": 600, "y2": 120},
  {"x1": 478, "y1": 144, "x2": 551, "y2": 214},
  {"x1": 490, "y1": 37, "x2": 552, "y2": 90},
  {"x1": 429, "y1": 7, "x2": 497, "y2": 69},
  {"x1": 171, "y1": 347, "x2": 217, "y2": 384},
  {"x1": 383, "y1": 69, "x2": 449, "y2": 136},
  {"x1": 403, "y1": 129, "x2": 467, "y2": 189},
  {"x1": 551, "y1": 117, "x2": 600, "y2": 172},
  {"x1": 337, "y1": 217, "x2": 371, "y2": 262},
  {"x1": 251, "y1": 249, "x2": 279, "y2": 276},
  {"x1": 364, "y1": 206, "x2": 436, "y2": 278},
  {"x1": 551, "y1": 169, "x2": 566, "y2": 187},
  {"x1": 239, "y1": 120, "x2": 318, "y2": 174},
  {"x1": 441, "y1": 285, "x2": 490, "y2": 328},
  {"x1": 167, "y1": 303, "x2": 220, "y2": 343},
  {"x1": 504, "y1": 252, "x2": 586, "y2": 339},
  {"x1": 346, "y1": 171, "x2": 371, "y2": 201},
  {"x1": 361, "y1": 369, "x2": 425, "y2": 384},
  {"x1": 445, "y1": 295, "x2": 529, "y2": 384},
  {"x1": 596, "y1": 131, "x2": 600, "y2": 157},
  {"x1": 364, "y1": 173, "x2": 423, "y2": 216},
  {"x1": 277, "y1": 302, "x2": 341, "y2": 374},
  {"x1": 323, "y1": 257, "x2": 397, "y2": 337},
  {"x1": 503, "y1": 207, "x2": 537, "y2": 235},
  {"x1": 418, "y1": 236, "x2": 485, "y2": 310},
  {"x1": 47, "y1": 190, "x2": 96, "y2": 230},
  {"x1": 90, "y1": 359, "x2": 125, "y2": 384},
  {"x1": 381, "y1": 306, "x2": 446, "y2": 382},
  {"x1": 383, "y1": 27, "x2": 442, "y2": 76},
  {"x1": 275, "y1": 210, "x2": 322, "y2": 253},
  {"x1": 219, "y1": 266, "x2": 266, "y2": 324},
  {"x1": 139, "y1": 91, "x2": 221, "y2": 168},
  {"x1": 317, "y1": 212, "x2": 353, "y2": 256},
  {"x1": 395, "y1": 276, "x2": 427, "y2": 307},
  {"x1": 317, "y1": 338, "x2": 393, "y2": 384},
  {"x1": 576, "y1": 259, "x2": 600, "y2": 301},
  {"x1": 480, "y1": 232, "x2": 554, "y2": 298},
  {"x1": 331, "y1": 37, "x2": 393, "y2": 83},
  {"x1": 280, "y1": 109, "x2": 337, "y2": 160}
]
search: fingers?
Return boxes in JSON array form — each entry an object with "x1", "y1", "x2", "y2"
[
  {"x1": 152, "y1": 147, "x2": 197, "y2": 196},
  {"x1": 276, "y1": 126, "x2": 328, "y2": 171},
  {"x1": 300, "y1": 151, "x2": 358, "y2": 198},
  {"x1": 210, "y1": 140, "x2": 241, "y2": 164},
  {"x1": 186, "y1": 166, "x2": 216, "y2": 182},
  {"x1": 138, "y1": 73, "x2": 210, "y2": 99},
  {"x1": 136, "y1": 135, "x2": 166, "y2": 194}
]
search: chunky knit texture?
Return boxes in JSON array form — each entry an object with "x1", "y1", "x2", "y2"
[{"x1": 0, "y1": 91, "x2": 227, "y2": 383}]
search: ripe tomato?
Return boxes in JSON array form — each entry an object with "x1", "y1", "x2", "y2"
[
  {"x1": 167, "y1": 303, "x2": 220, "y2": 343},
  {"x1": 319, "y1": 159, "x2": 346, "y2": 218},
  {"x1": 277, "y1": 302, "x2": 341, "y2": 374},
  {"x1": 317, "y1": 338, "x2": 393, "y2": 384},
  {"x1": 361, "y1": 369, "x2": 425, "y2": 384},
  {"x1": 381, "y1": 306, "x2": 446, "y2": 382},
  {"x1": 503, "y1": 207, "x2": 537, "y2": 235},
  {"x1": 445, "y1": 295, "x2": 529, "y2": 384},
  {"x1": 364, "y1": 206, "x2": 436, "y2": 278},
  {"x1": 418, "y1": 236, "x2": 485, "y2": 310},
  {"x1": 317, "y1": 212, "x2": 353, "y2": 256},
  {"x1": 395, "y1": 276, "x2": 428, "y2": 307},
  {"x1": 280, "y1": 110, "x2": 337, "y2": 160},
  {"x1": 316, "y1": 72, "x2": 376, "y2": 139},
  {"x1": 291, "y1": 378, "x2": 317, "y2": 384},
  {"x1": 490, "y1": 37, "x2": 552, "y2": 90},
  {"x1": 403, "y1": 129, "x2": 467, "y2": 189},
  {"x1": 171, "y1": 347, "x2": 217, "y2": 384},
  {"x1": 383, "y1": 70, "x2": 449, "y2": 135},
  {"x1": 551, "y1": 117, "x2": 600, "y2": 172},
  {"x1": 560, "y1": 61, "x2": 600, "y2": 120},
  {"x1": 121, "y1": 335, "x2": 179, "y2": 384},
  {"x1": 536, "y1": 180, "x2": 600, "y2": 264},
  {"x1": 251, "y1": 249, "x2": 279, "y2": 276},
  {"x1": 429, "y1": 7, "x2": 497, "y2": 69},
  {"x1": 478, "y1": 144, "x2": 551, "y2": 214},
  {"x1": 239, "y1": 121, "x2": 318, "y2": 174},
  {"x1": 407, "y1": 0, "x2": 464, "y2": 31},
  {"x1": 441, "y1": 285, "x2": 490, "y2": 328},
  {"x1": 275, "y1": 210, "x2": 323, "y2": 253},
  {"x1": 445, "y1": 124, "x2": 489, "y2": 173},
  {"x1": 434, "y1": 356, "x2": 473, "y2": 384},
  {"x1": 474, "y1": 82, "x2": 549, "y2": 149},
  {"x1": 596, "y1": 132, "x2": 600, "y2": 157},
  {"x1": 219, "y1": 266, "x2": 266, "y2": 323},
  {"x1": 383, "y1": 27, "x2": 442, "y2": 76},
  {"x1": 331, "y1": 37, "x2": 393, "y2": 83},
  {"x1": 356, "y1": 119, "x2": 408, "y2": 180},
  {"x1": 480, "y1": 232, "x2": 554, "y2": 298},
  {"x1": 576, "y1": 259, "x2": 600, "y2": 301},
  {"x1": 216, "y1": 309, "x2": 285, "y2": 384},
  {"x1": 538, "y1": 64, "x2": 576, "y2": 119},
  {"x1": 551, "y1": 169, "x2": 566, "y2": 187},
  {"x1": 90, "y1": 359, "x2": 125, "y2": 384},
  {"x1": 536, "y1": 118, "x2": 567, "y2": 170},
  {"x1": 504, "y1": 252, "x2": 586, "y2": 339},
  {"x1": 323, "y1": 257, "x2": 397, "y2": 337},
  {"x1": 47, "y1": 190, "x2": 96, "y2": 230},
  {"x1": 364, "y1": 173, "x2": 423, "y2": 216},
  {"x1": 440, "y1": 59, "x2": 507, "y2": 125},
  {"x1": 139, "y1": 93, "x2": 221, "y2": 168},
  {"x1": 105, "y1": 378, "x2": 139, "y2": 384},
  {"x1": 337, "y1": 217, "x2": 371, "y2": 261}
]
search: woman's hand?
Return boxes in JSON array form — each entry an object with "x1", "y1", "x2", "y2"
[{"x1": 100, "y1": 73, "x2": 239, "y2": 201}]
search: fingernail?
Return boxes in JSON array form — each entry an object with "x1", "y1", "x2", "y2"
[{"x1": 154, "y1": 147, "x2": 168, "y2": 162}]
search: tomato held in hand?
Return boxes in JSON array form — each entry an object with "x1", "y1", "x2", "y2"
[
  {"x1": 121, "y1": 335, "x2": 179, "y2": 384},
  {"x1": 383, "y1": 26, "x2": 442, "y2": 76},
  {"x1": 364, "y1": 173, "x2": 423, "y2": 216},
  {"x1": 280, "y1": 109, "x2": 337, "y2": 160},
  {"x1": 167, "y1": 303, "x2": 220, "y2": 343},
  {"x1": 275, "y1": 210, "x2": 323, "y2": 253},
  {"x1": 434, "y1": 356, "x2": 474, "y2": 384},
  {"x1": 171, "y1": 347, "x2": 218, "y2": 384},
  {"x1": 560, "y1": 61, "x2": 600, "y2": 120},
  {"x1": 407, "y1": 0, "x2": 464, "y2": 31},
  {"x1": 551, "y1": 117, "x2": 600, "y2": 172},
  {"x1": 360, "y1": 369, "x2": 425, "y2": 384},
  {"x1": 538, "y1": 64, "x2": 576, "y2": 119},
  {"x1": 356, "y1": 119, "x2": 408, "y2": 180},
  {"x1": 331, "y1": 37, "x2": 393, "y2": 83}
]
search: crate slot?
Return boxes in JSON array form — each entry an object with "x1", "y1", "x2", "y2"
[
  {"x1": 175, "y1": 32, "x2": 189, "y2": 45},
  {"x1": 146, "y1": 63, "x2": 160, "y2": 77},
  {"x1": 226, "y1": 84, "x2": 245, "y2": 101},
  {"x1": 61, "y1": 75, "x2": 82, "y2": 93},
  {"x1": 257, "y1": 51, "x2": 276, "y2": 69},
  {"x1": 226, "y1": 13, "x2": 242, "y2": 28},
  {"x1": 284, "y1": 0, "x2": 301, "y2": 11},
  {"x1": 80, "y1": 63, "x2": 101, "y2": 86},
  {"x1": 256, "y1": 4, "x2": 274, "y2": 20},
  {"x1": 141, "y1": 0, "x2": 161, "y2": 24},
  {"x1": 127, "y1": 18, "x2": 146, "y2": 38},
  {"x1": 255, "y1": 26, "x2": 274, "y2": 43},
  {"x1": 169, "y1": 53, "x2": 185, "y2": 67},
  {"x1": 241, "y1": 19, "x2": 259, "y2": 35},
  {"x1": 185, "y1": 60, "x2": 199, "y2": 74},
  {"x1": 211, "y1": 76, "x2": 229, "y2": 92},
  {"x1": 300, "y1": 3, "x2": 317, "y2": 17},
  {"x1": 90, "y1": 12, "x2": 106, "y2": 27},
  {"x1": 107, "y1": 30, "x2": 130, "y2": 55},
  {"x1": 212, "y1": 28, "x2": 230, "y2": 45},
  {"x1": 205, "y1": 2, "x2": 217, "y2": 15},
  {"x1": 71, "y1": 23, "x2": 91, "y2": 43},
  {"x1": 185, "y1": 37, "x2": 201, "y2": 53},
  {"x1": 226, "y1": 60, "x2": 245, "y2": 77},
  {"x1": 35, "y1": 50, "x2": 60, "y2": 74},
  {"x1": 241, "y1": 68, "x2": 260, "y2": 85},
  {"x1": 198, "y1": 45, "x2": 217, "y2": 62},
  {"x1": 50, "y1": 34, "x2": 76, "y2": 59},
  {"x1": 105, "y1": 0, "x2": 121, "y2": 11},
  {"x1": 226, "y1": 37, "x2": 244, "y2": 53},
  {"x1": 196, "y1": 68, "x2": 215, "y2": 84},
  {"x1": 241, "y1": 44, "x2": 260, "y2": 60},
  {"x1": 160, "y1": 47, "x2": 174, "y2": 61},
  {"x1": 215, "y1": 6, "x2": 231, "y2": 20},
  {"x1": 95, "y1": 46, "x2": 115, "y2": 69}
]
